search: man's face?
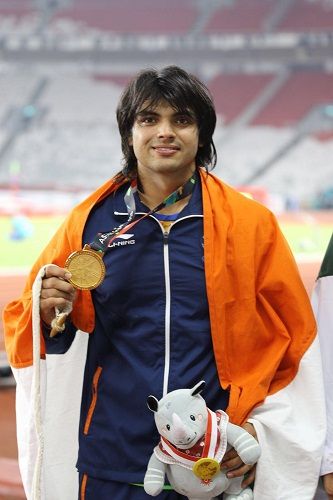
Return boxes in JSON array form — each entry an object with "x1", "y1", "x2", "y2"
[{"x1": 129, "y1": 101, "x2": 200, "y2": 179}]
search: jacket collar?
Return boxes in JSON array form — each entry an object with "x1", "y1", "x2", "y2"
[{"x1": 112, "y1": 171, "x2": 203, "y2": 218}]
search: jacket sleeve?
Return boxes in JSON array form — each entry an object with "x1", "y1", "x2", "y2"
[{"x1": 42, "y1": 321, "x2": 77, "y2": 355}]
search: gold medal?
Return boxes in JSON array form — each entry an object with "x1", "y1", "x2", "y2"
[
  {"x1": 192, "y1": 458, "x2": 220, "y2": 481},
  {"x1": 65, "y1": 246, "x2": 105, "y2": 290}
]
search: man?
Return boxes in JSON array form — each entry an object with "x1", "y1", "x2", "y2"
[
  {"x1": 312, "y1": 234, "x2": 333, "y2": 500},
  {"x1": 3, "y1": 66, "x2": 325, "y2": 499}
]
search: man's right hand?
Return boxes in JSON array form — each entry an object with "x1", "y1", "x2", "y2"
[{"x1": 40, "y1": 265, "x2": 77, "y2": 326}]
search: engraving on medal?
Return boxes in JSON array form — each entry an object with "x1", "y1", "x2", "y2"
[
  {"x1": 65, "y1": 248, "x2": 106, "y2": 290},
  {"x1": 192, "y1": 457, "x2": 220, "y2": 481}
]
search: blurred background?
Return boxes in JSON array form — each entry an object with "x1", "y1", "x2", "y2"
[{"x1": 0, "y1": 0, "x2": 332, "y2": 497}]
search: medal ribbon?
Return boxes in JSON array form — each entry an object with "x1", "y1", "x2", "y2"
[
  {"x1": 160, "y1": 409, "x2": 218, "y2": 467},
  {"x1": 89, "y1": 173, "x2": 196, "y2": 253}
]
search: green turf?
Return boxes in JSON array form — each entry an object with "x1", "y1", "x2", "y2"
[
  {"x1": 280, "y1": 223, "x2": 332, "y2": 256},
  {"x1": 0, "y1": 215, "x2": 65, "y2": 268},
  {"x1": 0, "y1": 215, "x2": 331, "y2": 269}
]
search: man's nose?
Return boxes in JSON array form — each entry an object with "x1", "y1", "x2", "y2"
[{"x1": 157, "y1": 120, "x2": 175, "y2": 138}]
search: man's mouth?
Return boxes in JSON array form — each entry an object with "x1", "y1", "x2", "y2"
[{"x1": 153, "y1": 145, "x2": 180, "y2": 155}]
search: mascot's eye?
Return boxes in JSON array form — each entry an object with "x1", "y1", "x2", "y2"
[
  {"x1": 166, "y1": 424, "x2": 171, "y2": 430},
  {"x1": 190, "y1": 415, "x2": 196, "y2": 421}
]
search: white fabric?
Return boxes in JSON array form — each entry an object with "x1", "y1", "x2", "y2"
[
  {"x1": 43, "y1": 330, "x2": 88, "y2": 499},
  {"x1": 13, "y1": 266, "x2": 47, "y2": 500},
  {"x1": 31, "y1": 267, "x2": 46, "y2": 499},
  {"x1": 13, "y1": 329, "x2": 88, "y2": 500},
  {"x1": 13, "y1": 363, "x2": 46, "y2": 500},
  {"x1": 207, "y1": 408, "x2": 218, "y2": 458},
  {"x1": 13, "y1": 274, "x2": 325, "y2": 499},
  {"x1": 312, "y1": 275, "x2": 333, "y2": 475},
  {"x1": 248, "y1": 336, "x2": 326, "y2": 499}
]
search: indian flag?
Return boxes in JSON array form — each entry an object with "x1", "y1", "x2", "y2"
[{"x1": 312, "y1": 233, "x2": 333, "y2": 476}]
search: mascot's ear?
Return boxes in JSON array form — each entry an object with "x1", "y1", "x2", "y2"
[
  {"x1": 191, "y1": 380, "x2": 206, "y2": 396},
  {"x1": 147, "y1": 395, "x2": 159, "y2": 412}
]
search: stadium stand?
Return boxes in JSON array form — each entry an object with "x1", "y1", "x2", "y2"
[
  {"x1": 261, "y1": 136, "x2": 333, "y2": 199},
  {"x1": 52, "y1": 0, "x2": 198, "y2": 34},
  {"x1": 0, "y1": 6, "x2": 331, "y2": 213},
  {"x1": 252, "y1": 70, "x2": 333, "y2": 127},
  {"x1": 0, "y1": 0, "x2": 38, "y2": 36},
  {"x1": 204, "y1": 0, "x2": 276, "y2": 34},
  {"x1": 0, "y1": 65, "x2": 332, "y2": 205},
  {"x1": 0, "y1": 0, "x2": 35, "y2": 16},
  {"x1": 39, "y1": 74, "x2": 122, "y2": 124},
  {"x1": 208, "y1": 73, "x2": 276, "y2": 124},
  {"x1": 0, "y1": 73, "x2": 39, "y2": 115},
  {"x1": 203, "y1": 0, "x2": 333, "y2": 34},
  {"x1": 4, "y1": 0, "x2": 332, "y2": 261},
  {"x1": 278, "y1": 0, "x2": 333, "y2": 32},
  {"x1": 93, "y1": 73, "x2": 133, "y2": 88}
]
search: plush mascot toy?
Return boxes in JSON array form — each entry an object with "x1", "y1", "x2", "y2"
[{"x1": 144, "y1": 381, "x2": 260, "y2": 500}]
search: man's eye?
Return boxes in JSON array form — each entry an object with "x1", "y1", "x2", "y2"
[
  {"x1": 139, "y1": 116, "x2": 155, "y2": 124},
  {"x1": 176, "y1": 116, "x2": 192, "y2": 125}
]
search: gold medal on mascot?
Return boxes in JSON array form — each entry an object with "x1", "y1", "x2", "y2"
[
  {"x1": 65, "y1": 245, "x2": 105, "y2": 290},
  {"x1": 193, "y1": 457, "x2": 220, "y2": 481}
]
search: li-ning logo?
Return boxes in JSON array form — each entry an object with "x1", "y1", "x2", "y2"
[{"x1": 108, "y1": 233, "x2": 135, "y2": 248}]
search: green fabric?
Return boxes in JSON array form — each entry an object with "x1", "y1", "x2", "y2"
[
  {"x1": 130, "y1": 483, "x2": 173, "y2": 490},
  {"x1": 318, "y1": 233, "x2": 333, "y2": 279}
]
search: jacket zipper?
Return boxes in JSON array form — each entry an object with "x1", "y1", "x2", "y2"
[
  {"x1": 114, "y1": 211, "x2": 203, "y2": 397},
  {"x1": 152, "y1": 215, "x2": 203, "y2": 397},
  {"x1": 162, "y1": 228, "x2": 171, "y2": 397}
]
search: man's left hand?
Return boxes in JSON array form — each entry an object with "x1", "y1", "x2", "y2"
[{"x1": 220, "y1": 422, "x2": 257, "y2": 488}]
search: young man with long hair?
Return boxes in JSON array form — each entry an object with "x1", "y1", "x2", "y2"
[{"x1": 4, "y1": 66, "x2": 325, "y2": 499}]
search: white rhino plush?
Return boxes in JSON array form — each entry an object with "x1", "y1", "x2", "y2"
[{"x1": 144, "y1": 381, "x2": 260, "y2": 500}]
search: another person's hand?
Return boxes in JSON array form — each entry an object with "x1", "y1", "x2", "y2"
[
  {"x1": 221, "y1": 422, "x2": 257, "y2": 488},
  {"x1": 323, "y1": 473, "x2": 333, "y2": 500},
  {"x1": 40, "y1": 265, "x2": 76, "y2": 326}
]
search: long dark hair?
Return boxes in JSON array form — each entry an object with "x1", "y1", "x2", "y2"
[{"x1": 116, "y1": 66, "x2": 217, "y2": 179}]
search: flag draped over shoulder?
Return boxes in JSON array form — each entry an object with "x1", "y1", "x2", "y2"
[
  {"x1": 3, "y1": 172, "x2": 327, "y2": 499},
  {"x1": 312, "y1": 233, "x2": 333, "y2": 475}
]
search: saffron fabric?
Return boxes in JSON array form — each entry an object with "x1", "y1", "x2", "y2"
[{"x1": 3, "y1": 169, "x2": 325, "y2": 499}]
